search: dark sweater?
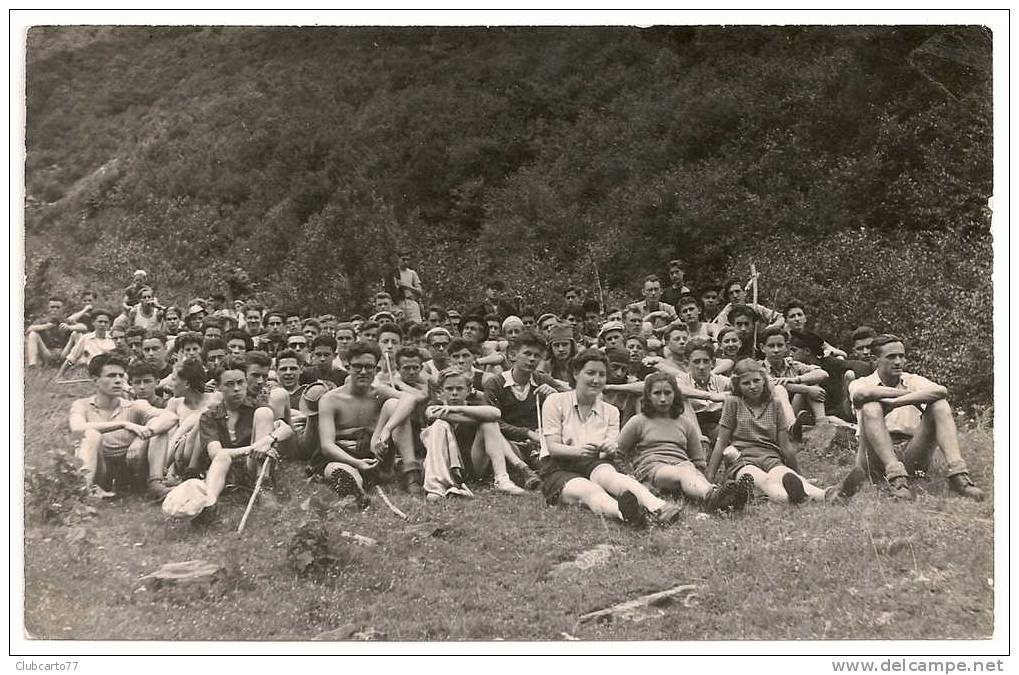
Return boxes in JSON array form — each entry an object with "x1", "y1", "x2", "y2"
[{"x1": 483, "y1": 369, "x2": 557, "y2": 442}]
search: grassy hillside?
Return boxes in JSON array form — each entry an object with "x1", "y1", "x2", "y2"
[
  {"x1": 23, "y1": 25, "x2": 993, "y2": 401},
  {"x1": 22, "y1": 370, "x2": 995, "y2": 640}
]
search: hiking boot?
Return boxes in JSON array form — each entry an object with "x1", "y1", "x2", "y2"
[
  {"x1": 494, "y1": 473, "x2": 526, "y2": 495},
  {"x1": 510, "y1": 463, "x2": 542, "y2": 490},
  {"x1": 836, "y1": 465, "x2": 867, "y2": 502},
  {"x1": 887, "y1": 475, "x2": 915, "y2": 501},
  {"x1": 617, "y1": 490, "x2": 648, "y2": 529},
  {"x1": 146, "y1": 478, "x2": 172, "y2": 500},
  {"x1": 331, "y1": 467, "x2": 370, "y2": 510},
  {"x1": 789, "y1": 410, "x2": 811, "y2": 443},
  {"x1": 782, "y1": 473, "x2": 808, "y2": 505},
  {"x1": 705, "y1": 477, "x2": 752, "y2": 514},
  {"x1": 948, "y1": 473, "x2": 985, "y2": 502},
  {"x1": 650, "y1": 502, "x2": 683, "y2": 527}
]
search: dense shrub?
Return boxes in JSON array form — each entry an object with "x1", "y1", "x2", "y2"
[
  {"x1": 25, "y1": 451, "x2": 95, "y2": 526},
  {"x1": 22, "y1": 25, "x2": 994, "y2": 402}
]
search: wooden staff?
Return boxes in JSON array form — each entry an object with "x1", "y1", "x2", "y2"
[
  {"x1": 237, "y1": 455, "x2": 272, "y2": 534},
  {"x1": 535, "y1": 394, "x2": 547, "y2": 457},
  {"x1": 374, "y1": 485, "x2": 409, "y2": 520},
  {"x1": 750, "y1": 263, "x2": 759, "y2": 351},
  {"x1": 55, "y1": 378, "x2": 92, "y2": 385}
]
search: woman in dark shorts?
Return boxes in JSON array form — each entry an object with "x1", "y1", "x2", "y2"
[{"x1": 538, "y1": 348, "x2": 681, "y2": 528}]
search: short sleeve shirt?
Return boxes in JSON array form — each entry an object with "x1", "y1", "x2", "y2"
[
  {"x1": 540, "y1": 391, "x2": 620, "y2": 459},
  {"x1": 199, "y1": 401, "x2": 258, "y2": 450},
  {"x1": 718, "y1": 394, "x2": 787, "y2": 453},
  {"x1": 66, "y1": 331, "x2": 115, "y2": 365},
  {"x1": 848, "y1": 371, "x2": 938, "y2": 437},
  {"x1": 762, "y1": 357, "x2": 821, "y2": 381},
  {"x1": 69, "y1": 396, "x2": 163, "y2": 449},
  {"x1": 677, "y1": 371, "x2": 731, "y2": 414}
]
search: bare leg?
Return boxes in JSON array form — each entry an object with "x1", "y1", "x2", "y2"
[
  {"x1": 773, "y1": 385, "x2": 796, "y2": 428},
  {"x1": 26, "y1": 332, "x2": 52, "y2": 367},
  {"x1": 468, "y1": 422, "x2": 511, "y2": 478},
  {"x1": 147, "y1": 433, "x2": 169, "y2": 481},
  {"x1": 792, "y1": 392, "x2": 826, "y2": 421},
  {"x1": 653, "y1": 462, "x2": 714, "y2": 500},
  {"x1": 904, "y1": 399, "x2": 968, "y2": 476},
  {"x1": 125, "y1": 436, "x2": 149, "y2": 485},
  {"x1": 77, "y1": 429, "x2": 103, "y2": 486},
  {"x1": 857, "y1": 401, "x2": 907, "y2": 479},
  {"x1": 590, "y1": 463, "x2": 665, "y2": 511},
  {"x1": 204, "y1": 453, "x2": 233, "y2": 505},
  {"x1": 559, "y1": 476, "x2": 623, "y2": 520}
]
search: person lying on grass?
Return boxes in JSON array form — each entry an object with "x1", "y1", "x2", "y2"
[
  {"x1": 196, "y1": 356, "x2": 293, "y2": 516},
  {"x1": 69, "y1": 352, "x2": 179, "y2": 499},
  {"x1": 421, "y1": 368, "x2": 530, "y2": 500},
  {"x1": 832, "y1": 334, "x2": 984, "y2": 503},
  {"x1": 616, "y1": 373, "x2": 751, "y2": 514},
  {"x1": 706, "y1": 358, "x2": 833, "y2": 505},
  {"x1": 539, "y1": 348, "x2": 682, "y2": 529},
  {"x1": 316, "y1": 341, "x2": 427, "y2": 503}
]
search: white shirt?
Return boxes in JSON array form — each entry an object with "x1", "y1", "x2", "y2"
[
  {"x1": 848, "y1": 370, "x2": 939, "y2": 437},
  {"x1": 540, "y1": 390, "x2": 619, "y2": 459}
]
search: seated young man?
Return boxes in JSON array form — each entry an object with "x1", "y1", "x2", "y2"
[
  {"x1": 142, "y1": 331, "x2": 174, "y2": 380},
  {"x1": 125, "y1": 326, "x2": 147, "y2": 361},
  {"x1": 421, "y1": 368, "x2": 531, "y2": 500},
  {"x1": 624, "y1": 333, "x2": 655, "y2": 380},
  {"x1": 301, "y1": 318, "x2": 322, "y2": 342},
  {"x1": 727, "y1": 304, "x2": 764, "y2": 360},
  {"x1": 835, "y1": 334, "x2": 984, "y2": 502},
  {"x1": 243, "y1": 350, "x2": 291, "y2": 424},
  {"x1": 788, "y1": 330, "x2": 873, "y2": 424},
  {"x1": 659, "y1": 323, "x2": 691, "y2": 374},
  {"x1": 421, "y1": 326, "x2": 453, "y2": 390},
  {"x1": 127, "y1": 287, "x2": 164, "y2": 332},
  {"x1": 597, "y1": 320, "x2": 626, "y2": 350},
  {"x1": 224, "y1": 329, "x2": 254, "y2": 357},
  {"x1": 129, "y1": 361, "x2": 169, "y2": 409},
  {"x1": 285, "y1": 332, "x2": 311, "y2": 365},
  {"x1": 675, "y1": 338, "x2": 731, "y2": 450},
  {"x1": 676, "y1": 295, "x2": 719, "y2": 343},
  {"x1": 782, "y1": 299, "x2": 847, "y2": 359},
  {"x1": 759, "y1": 326, "x2": 829, "y2": 439},
  {"x1": 285, "y1": 311, "x2": 303, "y2": 335},
  {"x1": 56, "y1": 308, "x2": 115, "y2": 380},
  {"x1": 303, "y1": 335, "x2": 347, "y2": 387},
  {"x1": 332, "y1": 322, "x2": 356, "y2": 371},
  {"x1": 660, "y1": 259, "x2": 692, "y2": 308},
  {"x1": 601, "y1": 346, "x2": 641, "y2": 428},
  {"x1": 713, "y1": 278, "x2": 785, "y2": 330},
  {"x1": 26, "y1": 296, "x2": 72, "y2": 367},
  {"x1": 69, "y1": 353, "x2": 178, "y2": 499},
  {"x1": 626, "y1": 274, "x2": 677, "y2": 322},
  {"x1": 850, "y1": 325, "x2": 878, "y2": 365},
  {"x1": 164, "y1": 357, "x2": 220, "y2": 482},
  {"x1": 197, "y1": 356, "x2": 293, "y2": 515},
  {"x1": 316, "y1": 342, "x2": 428, "y2": 499},
  {"x1": 356, "y1": 320, "x2": 380, "y2": 345}
]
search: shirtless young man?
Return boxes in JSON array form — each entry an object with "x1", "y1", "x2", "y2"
[{"x1": 316, "y1": 342, "x2": 427, "y2": 500}]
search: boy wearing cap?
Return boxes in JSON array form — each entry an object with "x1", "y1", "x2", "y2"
[
  {"x1": 602, "y1": 346, "x2": 641, "y2": 427},
  {"x1": 598, "y1": 321, "x2": 626, "y2": 350}
]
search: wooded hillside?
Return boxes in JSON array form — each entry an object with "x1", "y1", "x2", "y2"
[{"x1": 23, "y1": 25, "x2": 993, "y2": 401}]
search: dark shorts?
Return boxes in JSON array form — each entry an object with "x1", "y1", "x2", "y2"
[
  {"x1": 538, "y1": 456, "x2": 613, "y2": 506},
  {"x1": 727, "y1": 447, "x2": 786, "y2": 480}
]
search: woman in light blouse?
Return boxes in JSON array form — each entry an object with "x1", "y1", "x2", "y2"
[{"x1": 539, "y1": 348, "x2": 682, "y2": 528}]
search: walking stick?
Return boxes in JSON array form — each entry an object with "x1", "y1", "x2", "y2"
[
  {"x1": 749, "y1": 263, "x2": 759, "y2": 351},
  {"x1": 374, "y1": 485, "x2": 409, "y2": 520},
  {"x1": 237, "y1": 455, "x2": 272, "y2": 534},
  {"x1": 535, "y1": 394, "x2": 547, "y2": 457}
]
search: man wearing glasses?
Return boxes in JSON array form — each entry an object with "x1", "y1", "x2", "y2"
[{"x1": 317, "y1": 342, "x2": 428, "y2": 498}]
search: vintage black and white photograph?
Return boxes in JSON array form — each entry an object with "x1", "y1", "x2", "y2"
[{"x1": 13, "y1": 9, "x2": 1005, "y2": 659}]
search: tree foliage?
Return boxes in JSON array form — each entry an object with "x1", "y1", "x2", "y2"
[{"x1": 23, "y1": 25, "x2": 993, "y2": 400}]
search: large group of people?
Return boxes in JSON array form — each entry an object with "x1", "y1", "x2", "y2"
[{"x1": 29, "y1": 257, "x2": 984, "y2": 529}]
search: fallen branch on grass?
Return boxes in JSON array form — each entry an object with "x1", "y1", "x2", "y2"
[
  {"x1": 338, "y1": 531, "x2": 378, "y2": 547},
  {"x1": 578, "y1": 584, "x2": 698, "y2": 624}
]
